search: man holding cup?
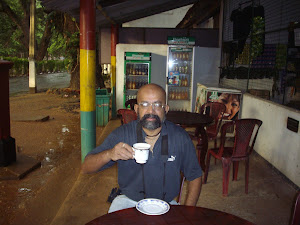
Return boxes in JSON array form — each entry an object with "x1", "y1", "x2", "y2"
[{"x1": 82, "y1": 84, "x2": 202, "y2": 213}]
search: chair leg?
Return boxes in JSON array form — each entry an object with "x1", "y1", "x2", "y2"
[
  {"x1": 232, "y1": 161, "x2": 239, "y2": 181},
  {"x1": 214, "y1": 138, "x2": 217, "y2": 148},
  {"x1": 245, "y1": 158, "x2": 249, "y2": 194},
  {"x1": 222, "y1": 158, "x2": 231, "y2": 197},
  {"x1": 214, "y1": 139, "x2": 217, "y2": 165},
  {"x1": 204, "y1": 153, "x2": 212, "y2": 184}
]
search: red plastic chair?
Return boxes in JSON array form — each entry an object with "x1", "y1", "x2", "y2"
[
  {"x1": 199, "y1": 102, "x2": 226, "y2": 149},
  {"x1": 204, "y1": 119, "x2": 263, "y2": 196},
  {"x1": 117, "y1": 109, "x2": 137, "y2": 125},
  {"x1": 290, "y1": 192, "x2": 300, "y2": 225},
  {"x1": 187, "y1": 102, "x2": 226, "y2": 165}
]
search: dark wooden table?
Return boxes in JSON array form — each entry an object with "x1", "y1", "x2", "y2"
[
  {"x1": 166, "y1": 111, "x2": 213, "y2": 171},
  {"x1": 86, "y1": 205, "x2": 255, "y2": 225}
]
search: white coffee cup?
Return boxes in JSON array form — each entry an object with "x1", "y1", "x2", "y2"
[{"x1": 132, "y1": 143, "x2": 151, "y2": 164}]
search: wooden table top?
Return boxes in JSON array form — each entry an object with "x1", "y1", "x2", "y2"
[
  {"x1": 86, "y1": 205, "x2": 255, "y2": 225},
  {"x1": 166, "y1": 111, "x2": 213, "y2": 127}
]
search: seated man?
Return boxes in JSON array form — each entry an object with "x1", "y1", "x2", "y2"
[{"x1": 81, "y1": 83, "x2": 202, "y2": 213}]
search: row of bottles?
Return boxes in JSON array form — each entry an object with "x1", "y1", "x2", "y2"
[
  {"x1": 170, "y1": 65, "x2": 190, "y2": 74},
  {"x1": 168, "y1": 75, "x2": 189, "y2": 86},
  {"x1": 126, "y1": 63, "x2": 148, "y2": 75},
  {"x1": 126, "y1": 78, "x2": 148, "y2": 90},
  {"x1": 168, "y1": 89, "x2": 189, "y2": 100},
  {"x1": 126, "y1": 94, "x2": 137, "y2": 102},
  {"x1": 171, "y1": 52, "x2": 191, "y2": 61},
  {"x1": 178, "y1": 76, "x2": 189, "y2": 87}
]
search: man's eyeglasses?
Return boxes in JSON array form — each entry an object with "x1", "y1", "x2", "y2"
[{"x1": 138, "y1": 102, "x2": 165, "y2": 111}]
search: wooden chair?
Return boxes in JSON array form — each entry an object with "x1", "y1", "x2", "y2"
[
  {"x1": 290, "y1": 192, "x2": 300, "y2": 225},
  {"x1": 204, "y1": 119, "x2": 263, "y2": 196},
  {"x1": 117, "y1": 109, "x2": 137, "y2": 125}
]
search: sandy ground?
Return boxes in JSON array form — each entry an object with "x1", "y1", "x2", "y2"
[
  {"x1": 1, "y1": 91, "x2": 298, "y2": 225},
  {"x1": 0, "y1": 91, "x2": 92, "y2": 225}
]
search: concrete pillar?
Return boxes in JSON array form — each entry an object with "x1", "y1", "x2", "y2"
[
  {"x1": 80, "y1": 0, "x2": 96, "y2": 161},
  {"x1": 111, "y1": 24, "x2": 118, "y2": 118},
  {"x1": 29, "y1": 0, "x2": 37, "y2": 93}
]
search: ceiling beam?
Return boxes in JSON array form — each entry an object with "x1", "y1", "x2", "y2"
[{"x1": 176, "y1": 0, "x2": 220, "y2": 28}]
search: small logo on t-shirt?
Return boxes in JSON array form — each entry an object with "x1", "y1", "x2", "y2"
[{"x1": 167, "y1": 155, "x2": 176, "y2": 161}]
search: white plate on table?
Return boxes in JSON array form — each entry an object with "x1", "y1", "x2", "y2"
[{"x1": 136, "y1": 198, "x2": 170, "y2": 215}]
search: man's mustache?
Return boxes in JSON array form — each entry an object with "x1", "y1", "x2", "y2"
[{"x1": 141, "y1": 114, "x2": 161, "y2": 122}]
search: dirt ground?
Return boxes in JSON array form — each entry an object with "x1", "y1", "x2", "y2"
[{"x1": 0, "y1": 90, "x2": 93, "y2": 225}]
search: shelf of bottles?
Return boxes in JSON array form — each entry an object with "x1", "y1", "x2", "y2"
[
  {"x1": 125, "y1": 62, "x2": 149, "y2": 101},
  {"x1": 125, "y1": 62, "x2": 149, "y2": 90},
  {"x1": 167, "y1": 50, "x2": 192, "y2": 102}
]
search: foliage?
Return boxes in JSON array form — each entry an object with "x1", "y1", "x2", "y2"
[
  {"x1": 2, "y1": 56, "x2": 69, "y2": 76},
  {"x1": 64, "y1": 31, "x2": 80, "y2": 72},
  {"x1": 0, "y1": 11, "x2": 23, "y2": 56},
  {"x1": 0, "y1": 0, "x2": 80, "y2": 88},
  {"x1": 0, "y1": 0, "x2": 78, "y2": 62}
]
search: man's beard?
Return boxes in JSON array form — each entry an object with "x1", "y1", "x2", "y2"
[{"x1": 138, "y1": 113, "x2": 164, "y2": 130}]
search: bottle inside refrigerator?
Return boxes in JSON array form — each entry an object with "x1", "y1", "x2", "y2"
[
  {"x1": 166, "y1": 46, "x2": 193, "y2": 111},
  {"x1": 124, "y1": 52, "x2": 151, "y2": 108}
]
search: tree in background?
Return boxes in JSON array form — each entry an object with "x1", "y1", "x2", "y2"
[{"x1": 0, "y1": 0, "x2": 80, "y2": 89}]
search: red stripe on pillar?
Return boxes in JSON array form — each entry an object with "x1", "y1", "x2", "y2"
[
  {"x1": 111, "y1": 25, "x2": 118, "y2": 56},
  {"x1": 80, "y1": 0, "x2": 96, "y2": 50}
]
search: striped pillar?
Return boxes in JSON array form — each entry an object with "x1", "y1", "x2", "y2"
[
  {"x1": 80, "y1": 0, "x2": 96, "y2": 162},
  {"x1": 111, "y1": 24, "x2": 118, "y2": 118},
  {"x1": 29, "y1": 0, "x2": 37, "y2": 93}
]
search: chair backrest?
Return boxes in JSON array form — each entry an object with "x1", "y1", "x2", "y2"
[
  {"x1": 125, "y1": 99, "x2": 137, "y2": 110},
  {"x1": 117, "y1": 109, "x2": 137, "y2": 124},
  {"x1": 200, "y1": 102, "x2": 226, "y2": 137},
  {"x1": 290, "y1": 192, "x2": 300, "y2": 225},
  {"x1": 218, "y1": 119, "x2": 263, "y2": 158}
]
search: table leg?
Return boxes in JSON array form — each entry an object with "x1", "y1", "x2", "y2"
[{"x1": 196, "y1": 126, "x2": 208, "y2": 172}]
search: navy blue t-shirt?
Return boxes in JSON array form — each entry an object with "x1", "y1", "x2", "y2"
[{"x1": 87, "y1": 120, "x2": 202, "y2": 202}]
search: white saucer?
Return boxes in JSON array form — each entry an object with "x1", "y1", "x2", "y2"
[{"x1": 136, "y1": 198, "x2": 170, "y2": 215}]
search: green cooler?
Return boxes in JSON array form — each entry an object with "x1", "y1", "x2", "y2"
[{"x1": 96, "y1": 89, "x2": 110, "y2": 126}]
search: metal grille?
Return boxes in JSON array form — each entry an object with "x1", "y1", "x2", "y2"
[{"x1": 221, "y1": 0, "x2": 300, "y2": 109}]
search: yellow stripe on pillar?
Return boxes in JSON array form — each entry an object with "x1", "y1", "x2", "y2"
[
  {"x1": 111, "y1": 55, "x2": 116, "y2": 88},
  {"x1": 80, "y1": 49, "x2": 96, "y2": 112}
]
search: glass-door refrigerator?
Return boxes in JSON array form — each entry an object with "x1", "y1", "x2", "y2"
[
  {"x1": 166, "y1": 39, "x2": 194, "y2": 111},
  {"x1": 124, "y1": 52, "x2": 151, "y2": 108}
]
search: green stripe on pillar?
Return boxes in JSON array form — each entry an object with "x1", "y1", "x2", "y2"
[{"x1": 80, "y1": 111, "x2": 96, "y2": 161}]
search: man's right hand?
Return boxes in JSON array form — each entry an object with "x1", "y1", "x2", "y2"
[
  {"x1": 81, "y1": 142, "x2": 134, "y2": 174},
  {"x1": 109, "y1": 142, "x2": 134, "y2": 161}
]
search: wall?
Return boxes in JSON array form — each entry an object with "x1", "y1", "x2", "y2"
[
  {"x1": 99, "y1": 28, "x2": 111, "y2": 64},
  {"x1": 99, "y1": 28, "x2": 219, "y2": 64},
  {"x1": 119, "y1": 28, "x2": 219, "y2": 47},
  {"x1": 241, "y1": 93, "x2": 300, "y2": 187},
  {"x1": 116, "y1": 44, "x2": 168, "y2": 110}
]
